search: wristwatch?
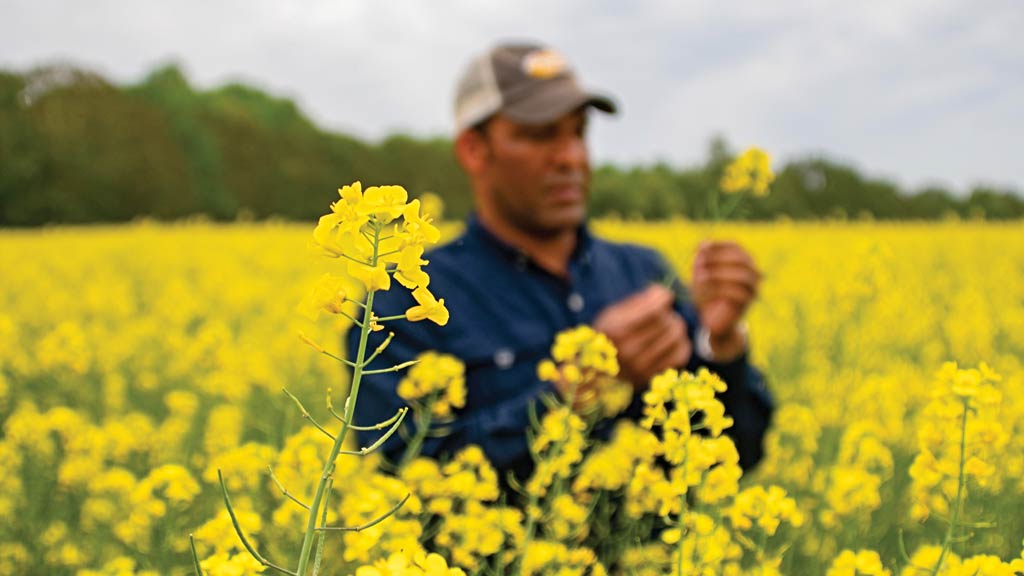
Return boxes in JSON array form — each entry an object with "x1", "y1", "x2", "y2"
[{"x1": 696, "y1": 323, "x2": 748, "y2": 363}]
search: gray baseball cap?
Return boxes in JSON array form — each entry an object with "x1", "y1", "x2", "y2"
[{"x1": 453, "y1": 42, "x2": 618, "y2": 133}]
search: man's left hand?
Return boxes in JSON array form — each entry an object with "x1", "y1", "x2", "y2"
[{"x1": 691, "y1": 240, "x2": 762, "y2": 359}]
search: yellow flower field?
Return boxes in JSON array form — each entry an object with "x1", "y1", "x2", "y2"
[{"x1": 1, "y1": 219, "x2": 1023, "y2": 575}]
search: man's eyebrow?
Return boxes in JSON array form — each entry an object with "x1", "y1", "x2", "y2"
[{"x1": 517, "y1": 122, "x2": 558, "y2": 136}]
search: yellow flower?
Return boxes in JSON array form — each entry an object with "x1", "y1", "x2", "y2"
[
  {"x1": 900, "y1": 546, "x2": 960, "y2": 576},
  {"x1": 416, "y1": 551, "x2": 467, "y2": 575},
  {"x1": 537, "y1": 359, "x2": 559, "y2": 382},
  {"x1": 358, "y1": 185, "x2": 409, "y2": 224},
  {"x1": 392, "y1": 245, "x2": 431, "y2": 289},
  {"x1": 727, "y1": 485, "x2": 803, "y2": 536},
  {"x1": 348, "y1": 260, "x2": 391, "y2": 292},
  {"x1": 405, "y1": 286, "x2": 449, "y2": 326},
  {"x1": 417, "y1": 193, "x2": 445, "y2": 222},
  {"x1": 311, "y1": 212, "x2": 364, "y2": 258},
  {"x1": 910, "y1": 363, "x2": 1006, "y2": 521},
  {"x1": 333, "y1": 180, "x2": 364, "y2": 212},
  {"x1": 402, "y1": 199, "x2": 442, "y2": 245},
  {"x1": 939, "y1": 361, "x2": 1001, "y2": 404},
  {"x1": 827, "y1": 549, "x2": 891, "y2": 576},
  {"x1": 397, "y1": 352, "x2": 466, "y2": 418},
  {"x1": 200, "y1": 551, "x2": 267, "y2": 575},
  {"x1": 537, "y1": 325, "x2": 625, "y2": 415},
  {"x1": 526, "y1": 406, "x2": 588, "y2": 496},
  {"x1": 296, "y1": 273, "x2": 349, "y2": 320},
  {"x1": 547, "y1": 493, "x2": 589, "y2": 540},
  {"x1": 720, "y1": 147, "x2": 774, "y2": 196}
]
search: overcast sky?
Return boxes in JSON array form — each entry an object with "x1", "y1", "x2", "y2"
[{"x1": 3, "y1": 0, "x2": 1022, "y2": 194}]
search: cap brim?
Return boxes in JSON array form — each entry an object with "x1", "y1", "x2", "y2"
[{"x1": 502, "y1": 77, "x2": 617, "y2": 125}]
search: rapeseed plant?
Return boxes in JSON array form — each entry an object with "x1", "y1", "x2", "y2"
[
  {"x1": 193, "y1": 182, "x2": 449, "y2": 575},
  {"x1": 710, "y1": 146, "x2": 774, "y2": 221},
  {"x1": 395, "y1": 351, "x2": 467, "y2": 467},
  {"x1": 3, "y1": 218, "x2": 1024, "y2": 573}
]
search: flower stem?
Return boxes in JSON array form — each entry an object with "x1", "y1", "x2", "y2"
[
  {"x1": 516, "y1": 378, "x2": 582, "y2": 576},
  {"x1": 295, "y1": 225, "x2": 382, "y2": 576},
  {"x1": 311, "y1": 477, "x2": 332, "y2": 576},
  {"x1": 398, "y1": 391, "x2": 438, "y2": 469},
  {"x1": 676, "y1": 492, "x2": 688, "y2": 576},
  {"x1": 931, "y1": 399, "x2": 970, "y2": 576}
]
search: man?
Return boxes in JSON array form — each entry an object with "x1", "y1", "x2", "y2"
[{"x1": 349, "y1": 42, "x2": 772, "y2": 478}]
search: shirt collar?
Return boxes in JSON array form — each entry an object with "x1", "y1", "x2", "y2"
[{"x1": 465, "y1": 213, "x2": 594, "y2": 266}]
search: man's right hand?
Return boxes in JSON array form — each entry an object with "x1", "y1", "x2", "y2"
[{"x1": 593, "y1": 285, "x2": 691, "y2": 391}]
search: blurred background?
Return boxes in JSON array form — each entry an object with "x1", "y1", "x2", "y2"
[
  {"x1": 1, "y1": 0, "x2": 1022, "y2": 225},
  {"x1": 3, "y1": 3, "x2": 1024, "y2": 574}
]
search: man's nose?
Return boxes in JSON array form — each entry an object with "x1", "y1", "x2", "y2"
[{"x1": 552, "y1": 134, "x2": 588, "y2": 169}]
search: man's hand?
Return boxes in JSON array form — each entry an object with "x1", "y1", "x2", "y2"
[
  {"x1": 692, "y1": 241, "x2": 762, "y2": 359},
  {"x1": 593, "y1": 285, "x2": 691, "y2": 391}
]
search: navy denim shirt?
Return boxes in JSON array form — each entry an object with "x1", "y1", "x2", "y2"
[{"x1": 348, "y1": 216, "x2": 773, "y2": 477}]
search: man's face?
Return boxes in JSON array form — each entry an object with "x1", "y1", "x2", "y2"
[{"x1": 474, "y1": 109, "x2": 591, "y2": 237}]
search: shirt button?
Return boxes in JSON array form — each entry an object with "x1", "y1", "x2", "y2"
[
  {"x1": 514, "y1": 253, "x2": 529, "y2": 271},
  {"x1": 494, "y1": 348, "x2": 515, "y2": 370},
  {"x1": 567, "y1": 293, "x2": 585, "y2": 313}
]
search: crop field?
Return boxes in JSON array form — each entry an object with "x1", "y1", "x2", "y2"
[{"x1": 1, "y1": 219, "x2": 1022, "y2": 575}]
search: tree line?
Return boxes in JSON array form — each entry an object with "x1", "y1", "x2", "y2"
[{"x1": 1, "y1": 63, "x2": 1021, "y2": 226}]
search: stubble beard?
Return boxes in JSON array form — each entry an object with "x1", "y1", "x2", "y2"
[{"x1": 493, "y1": 182, "x2": 588, "y2": 239}]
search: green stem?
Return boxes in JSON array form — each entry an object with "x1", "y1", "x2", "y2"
[
  {"x1": 295, "y1": 224, "x2": 382, "y2": 576},
  {"x1": 317, "y1": 494, "x2": 412, "y2": 532},
  {"x1": 218, "y1": 471, "x2": 296, "y2": 575},
  {"x1": 707, "y1": 188, "x2": 720, "y2": 221},
  {"x1": 362, "y1": 359, "x2": 418, "y2": 375},
  {"x1": 363, "y1": 332, "x2": 396, "y2": 367},
  {"x1": 676, "y1": 491, "x2": 688, "y2": 576},
  {"x1": 311, "y1": 477, "x2": 332, "y2": 576},
  {"x1": 718, "y1": 189, "x2": 748, "y2": 221},
  {"x1": 518, "y1": 492, "x2": 540, "y2": 576},
  {"x1": 516, "y1": 378, "x2": 583, "y2": 576},
  {"x1": 931, "y1": 400, "x2": 970, "y2": 576},
  {"x1": 674, "y1": 408, "x2": 695, "y2": 576},
  {"x1": 675, "y1": 444, "x2": 691, "y2": 576},
  {"x1": 189, "y1": 534, "x2": 205, "y2": 576},
  {"x1": 398, "y1": 392, "x2": 438, "y2": 469}
]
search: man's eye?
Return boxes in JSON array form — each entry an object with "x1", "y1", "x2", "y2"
[{"x1": 523, "y1": 127, "x2": 556, "y2": 141}]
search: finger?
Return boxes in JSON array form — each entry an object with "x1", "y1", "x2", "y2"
[
  {"x1": 710, "y1": 283, "x2": 757, "y2": 308},
  {"x1": 697, "y1": 264, "x2": 760, "y2": 288},
  {"x1": 631, "y1": 314, "x2": 688, "y2": 375},
  {"x1": 697, "y1": 251, "x2": 756, "y2": 273},
  {"x1": 696, "y1": 240, "x2": 743, "y2": 259},
  {"x1": 615, "y1": 310, "x2": 677, "y2": 361},
  {"x1": 630, "y1": 311, "x2": 688, "y2": 364},
  {"x1": 704, "y1": 269, "x2": 760, "y2": 300},
  {"x1": 614, "y1": 311, "x2": 678, "y2": 380},
  {"x1": 693, "y1": 280, "x2": 753, "y2": 307},
  {"x1": 694, "y1": 279, "x2": 757, "y2": 311},
  {"x1": 699, "y1": 240, "x2": 745, "y2": 256},
  {"x1": 696, "y1": 242, "x2": 756, "y2": 269},
  {"x1": 595, "y1": 285, "x2": 675, "y2": 334},
  {"x1": 694, "y1": 263, "x2": 761, "y2": 304},
  {"x1": 626, "y1": 285, "x2": 675, "y2": 315}
]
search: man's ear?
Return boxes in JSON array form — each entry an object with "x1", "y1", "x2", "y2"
[{"x1": 454, "y1": 129, "x2": 489, "y2": 175}]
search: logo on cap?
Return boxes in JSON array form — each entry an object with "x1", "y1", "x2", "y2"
[{"x1": 522, "y1": 49, "x2": 568, "y2": 79}]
